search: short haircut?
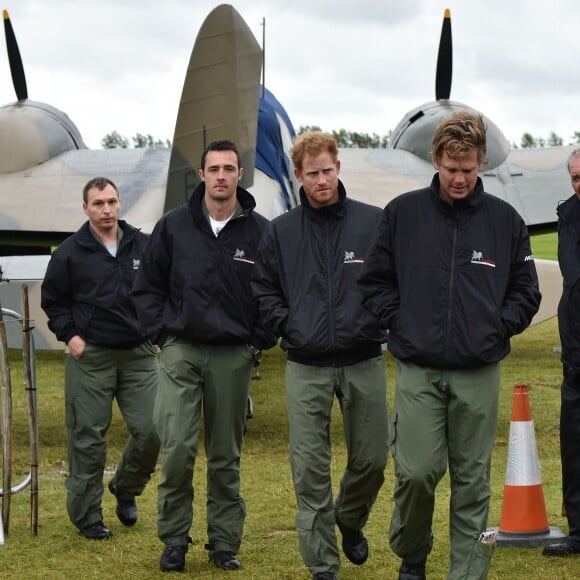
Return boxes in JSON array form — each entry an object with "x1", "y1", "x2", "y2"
[
  {"x1": 82, "y1": 177, "x2": 118, "y2": 203},
  {"x1": 567, "y1": 148, "x2": 580, "y2": 174},
  {"x1": 200, "y1": 140, "x2": 240, "y2": 171},
  {"x1": 431, "y1": 111, "x2": 487, "y2": 165},
  {"x1": 291, "y1": 131, "x2": 338, "y2": 172}
]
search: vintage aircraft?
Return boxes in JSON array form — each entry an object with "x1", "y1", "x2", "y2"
[
  {"x1": 0, "y1": 4, "x2": 298, "y2": 348},
  {"x1": 0, "y1": 7, "x2": 562, "y2": 349},
  {"x1": 337, "y1": 9, "x2": 565, "y2": 327},
  {"x1": 0, "y1": 5, "x2": 297, "y2": 256},
  {"x1": 338, "y1": 9, "x2": 573, "y2": 230}
]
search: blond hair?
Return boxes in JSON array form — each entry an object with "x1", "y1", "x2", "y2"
[{"x1": 432, "y1": 111, "x2": 487, "y2": 164}]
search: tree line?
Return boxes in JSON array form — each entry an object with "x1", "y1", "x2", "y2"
[
  {"x1": 101, "y1": 131, "x2": 171, "y2": 149},
  {"x1": 100, "y1": 128, "x2": 580, "y2": 150}
]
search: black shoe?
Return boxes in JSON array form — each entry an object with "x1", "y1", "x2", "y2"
[
  {"x1": 336, "y1": 518, "x2": 368, "y2": 565},
  {"x1": 109, "y1": 481, "x2": 138, "y2": 526},
  {"x1": 543, "y1": 536, "x2": 580, "y2": 556},
  {"x1": 313, "y1": 573, "x2": 338, "y2": 580},
  {"x1": 160, "y1": 544, "x2": 189, "y2": 572},
  {"x1": 81, "y1": 521, "x2": 113, "y2": 540},
  {"x1": 399, "y1": 558, "x2": 427, "y2": 580},
  {"x1": 209, "y1": 550, "x2": 241, "y2": 570},
  {"x1": 116, "y1": 498, "x2": 138, "y2": 526}
]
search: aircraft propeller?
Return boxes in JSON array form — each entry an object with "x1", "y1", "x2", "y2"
[
  {"x1": 3, "y1": 10, "x2": 28, "y2": 101},
  {"x1": 435, "y1": 8, "x2": 452, "y2": 101}
]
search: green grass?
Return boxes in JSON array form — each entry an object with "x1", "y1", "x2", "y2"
[
  {"x1": 1, "y1": 320, "x2": 580, "y2": 578},
  {"x1": 530, "y1": 231, "x2": 557, "y2": 260}
]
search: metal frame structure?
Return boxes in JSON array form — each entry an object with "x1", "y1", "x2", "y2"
[{"x1": 0, "y1": 285, "x2": 40, "y2": 545}]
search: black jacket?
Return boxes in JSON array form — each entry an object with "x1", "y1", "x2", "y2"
[
  {"x1": 358, "y1": 175, "x2": 541, "y2": 369},
  {"x1": 251, "y1": 181, "x2": 384, "y2": 366},
  {"x1": 557, "y1": 194, "x2": 580, "y2": 371},
  {"x1": 131, "y1": 183, "x2": 275, "y2": 350},
  {"x1": 41, "y1": 220, "x2": 148, "y2": 349}
]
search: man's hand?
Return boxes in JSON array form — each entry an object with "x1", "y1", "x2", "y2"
[
  {"x1": 67, "y1": 335, "x2": 86, "y2": 360},
  {"x1": 249, "y1": 345, "x2": 262, "y2": 367}
]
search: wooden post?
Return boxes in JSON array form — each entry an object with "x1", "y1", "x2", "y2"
[
  {"x1": 0, "y1": 305, "x2": 12, "y2": 535},
  {"x1": 21, "y1": 285, "x2": 39, "y2": 536}
]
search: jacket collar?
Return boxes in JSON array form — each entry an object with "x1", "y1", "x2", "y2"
[
  {"x1": 299, "y1": 179, "x2": 347, "y2": 218},
  {"x1": 188, "y1": 182, "x2": 256, "y2": 222},
  {"x1": 76, "y1": 219, "x2": 135, "y2": 249},
  {"x1": 557, "y1": 193, "x2": 580, "y2": 221},
  {"x1": 430, "y1": 173, "x2": 485, "y2": 214}
]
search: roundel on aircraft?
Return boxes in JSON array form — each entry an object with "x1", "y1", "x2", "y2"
[{"x1": 0, "y1": 100, "x2": 86, "y2": 173}]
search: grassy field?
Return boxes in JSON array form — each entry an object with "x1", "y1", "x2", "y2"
[
  {"x1": 530, "y1": 231, "x2": 558, "y2": 260},
  {"x1": 1, "y1": 315, "x2": 580, "y2": 579},
  {"x1": 0, "y1": 231, "x2": 575, "y2": 578}
]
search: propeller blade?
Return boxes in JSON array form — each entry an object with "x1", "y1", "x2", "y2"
[
  {"x1": 435, "y1": 8, "x2": 452, "y2": 101},
  {"x1": 3, "y1": 10, "x2": 28, "y2": 101}
]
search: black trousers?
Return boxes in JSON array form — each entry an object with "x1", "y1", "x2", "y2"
[{"x1": 561, "y1": 372, "x2": 580, "y2": 536}]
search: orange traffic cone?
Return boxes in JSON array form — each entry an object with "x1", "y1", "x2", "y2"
[{"x1": 494, "y1": 384, "x2": 564, "y2": 547}]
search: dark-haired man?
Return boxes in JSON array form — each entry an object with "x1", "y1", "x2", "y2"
[
  {"x1": 41, "y1": 177, "x2": 160, "y2": 540},
  {"x1": 132, "y1": 140, "x2": 274, "y2": 573}
]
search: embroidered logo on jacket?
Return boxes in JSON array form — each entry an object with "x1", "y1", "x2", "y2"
[
  {"x1": 470, "y1": 250, "x2": 496, "y2": 268},
  {"x1": 132, "y1": 258, "x2": 140, "y2": 270},
  {"x1": 233, "y1": 248, "x2": 255, "y2": 264},
  {"x1": 343, "y1": 250, "x2": 364, "y2": 264}
]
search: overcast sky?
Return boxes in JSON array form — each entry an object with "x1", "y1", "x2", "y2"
[{"x1": 0, "y1": 0, "x2": 576, "y2": 149}]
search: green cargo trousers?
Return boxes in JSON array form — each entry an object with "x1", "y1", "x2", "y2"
[
  {"x1": 155, "y1": 337, "x2": 253, "y2": 553},
  {"x1": 64, "y1": 341, "x2": 160, "y2": 529},
  {"x1": 286, "y1": 356, "x2": 388, "y2": 575},
  {"x1": 389, "y1": 360, "x2": 500, "y2": 580}
]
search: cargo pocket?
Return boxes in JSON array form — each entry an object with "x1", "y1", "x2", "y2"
[
  {"x1": 388, "y1": 411, "x2": 398, "y2": 458},
  {"x1": 65, "y1": 476, "x2": 89, "y2": 496},
  {"x1": 65, "y1": 396, "x2": 77, "y2": 430},
  {"x1": 228, "y1": 498, "x2": 247, "y2": 551},
  {"x1": 296, "y1": 510, "x2": 322, "y2": 568},
  {"x1": 464, "y1": 531, "x2": 495, "y2": 579}
]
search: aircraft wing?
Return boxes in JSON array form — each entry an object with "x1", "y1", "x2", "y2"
[
  {"x1": 482, "y1": 146, "x2": 571, "y2": 227},
  {"x1": 0, "y1": 147, "x2": 170, "y2": 241},
  {"x1": 338, "y1": 148, "x2": 434, "y2": 209},
  {"x1": 338, "y1": 145, "x2": 570, "y2": 227}
]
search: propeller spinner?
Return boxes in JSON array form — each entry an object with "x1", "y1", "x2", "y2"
[{"x1": 389, "y1": 8, "x2": 508, "y2": 170}]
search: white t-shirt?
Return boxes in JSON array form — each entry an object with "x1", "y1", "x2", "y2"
[
  {"x1": 105, "y1": 242, "x2": 118, "y2": 257},
  {"x1": 209, "y1": 212, "x2": 234, "y2": 237}
]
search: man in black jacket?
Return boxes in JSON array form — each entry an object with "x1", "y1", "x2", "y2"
[
  {"x1": 358, "y1": 112, "x2": 541, "y2": 580},
  {"x1": 252, "y1": 131, "x2": 388, "y2": 580},
  {"x1": 41, "y1": 177, "x2": 160, "y2": 540},
  {"x1": 132, "y1": 140, "x2": 274, "y2": 573},
  {"x1": 543, "y1": 149, "x2": 580, "y2": 557}
]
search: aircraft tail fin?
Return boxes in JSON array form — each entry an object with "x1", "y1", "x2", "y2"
[{"x1": 164, "y1": 4, "x2": 262, "y2": 213}]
